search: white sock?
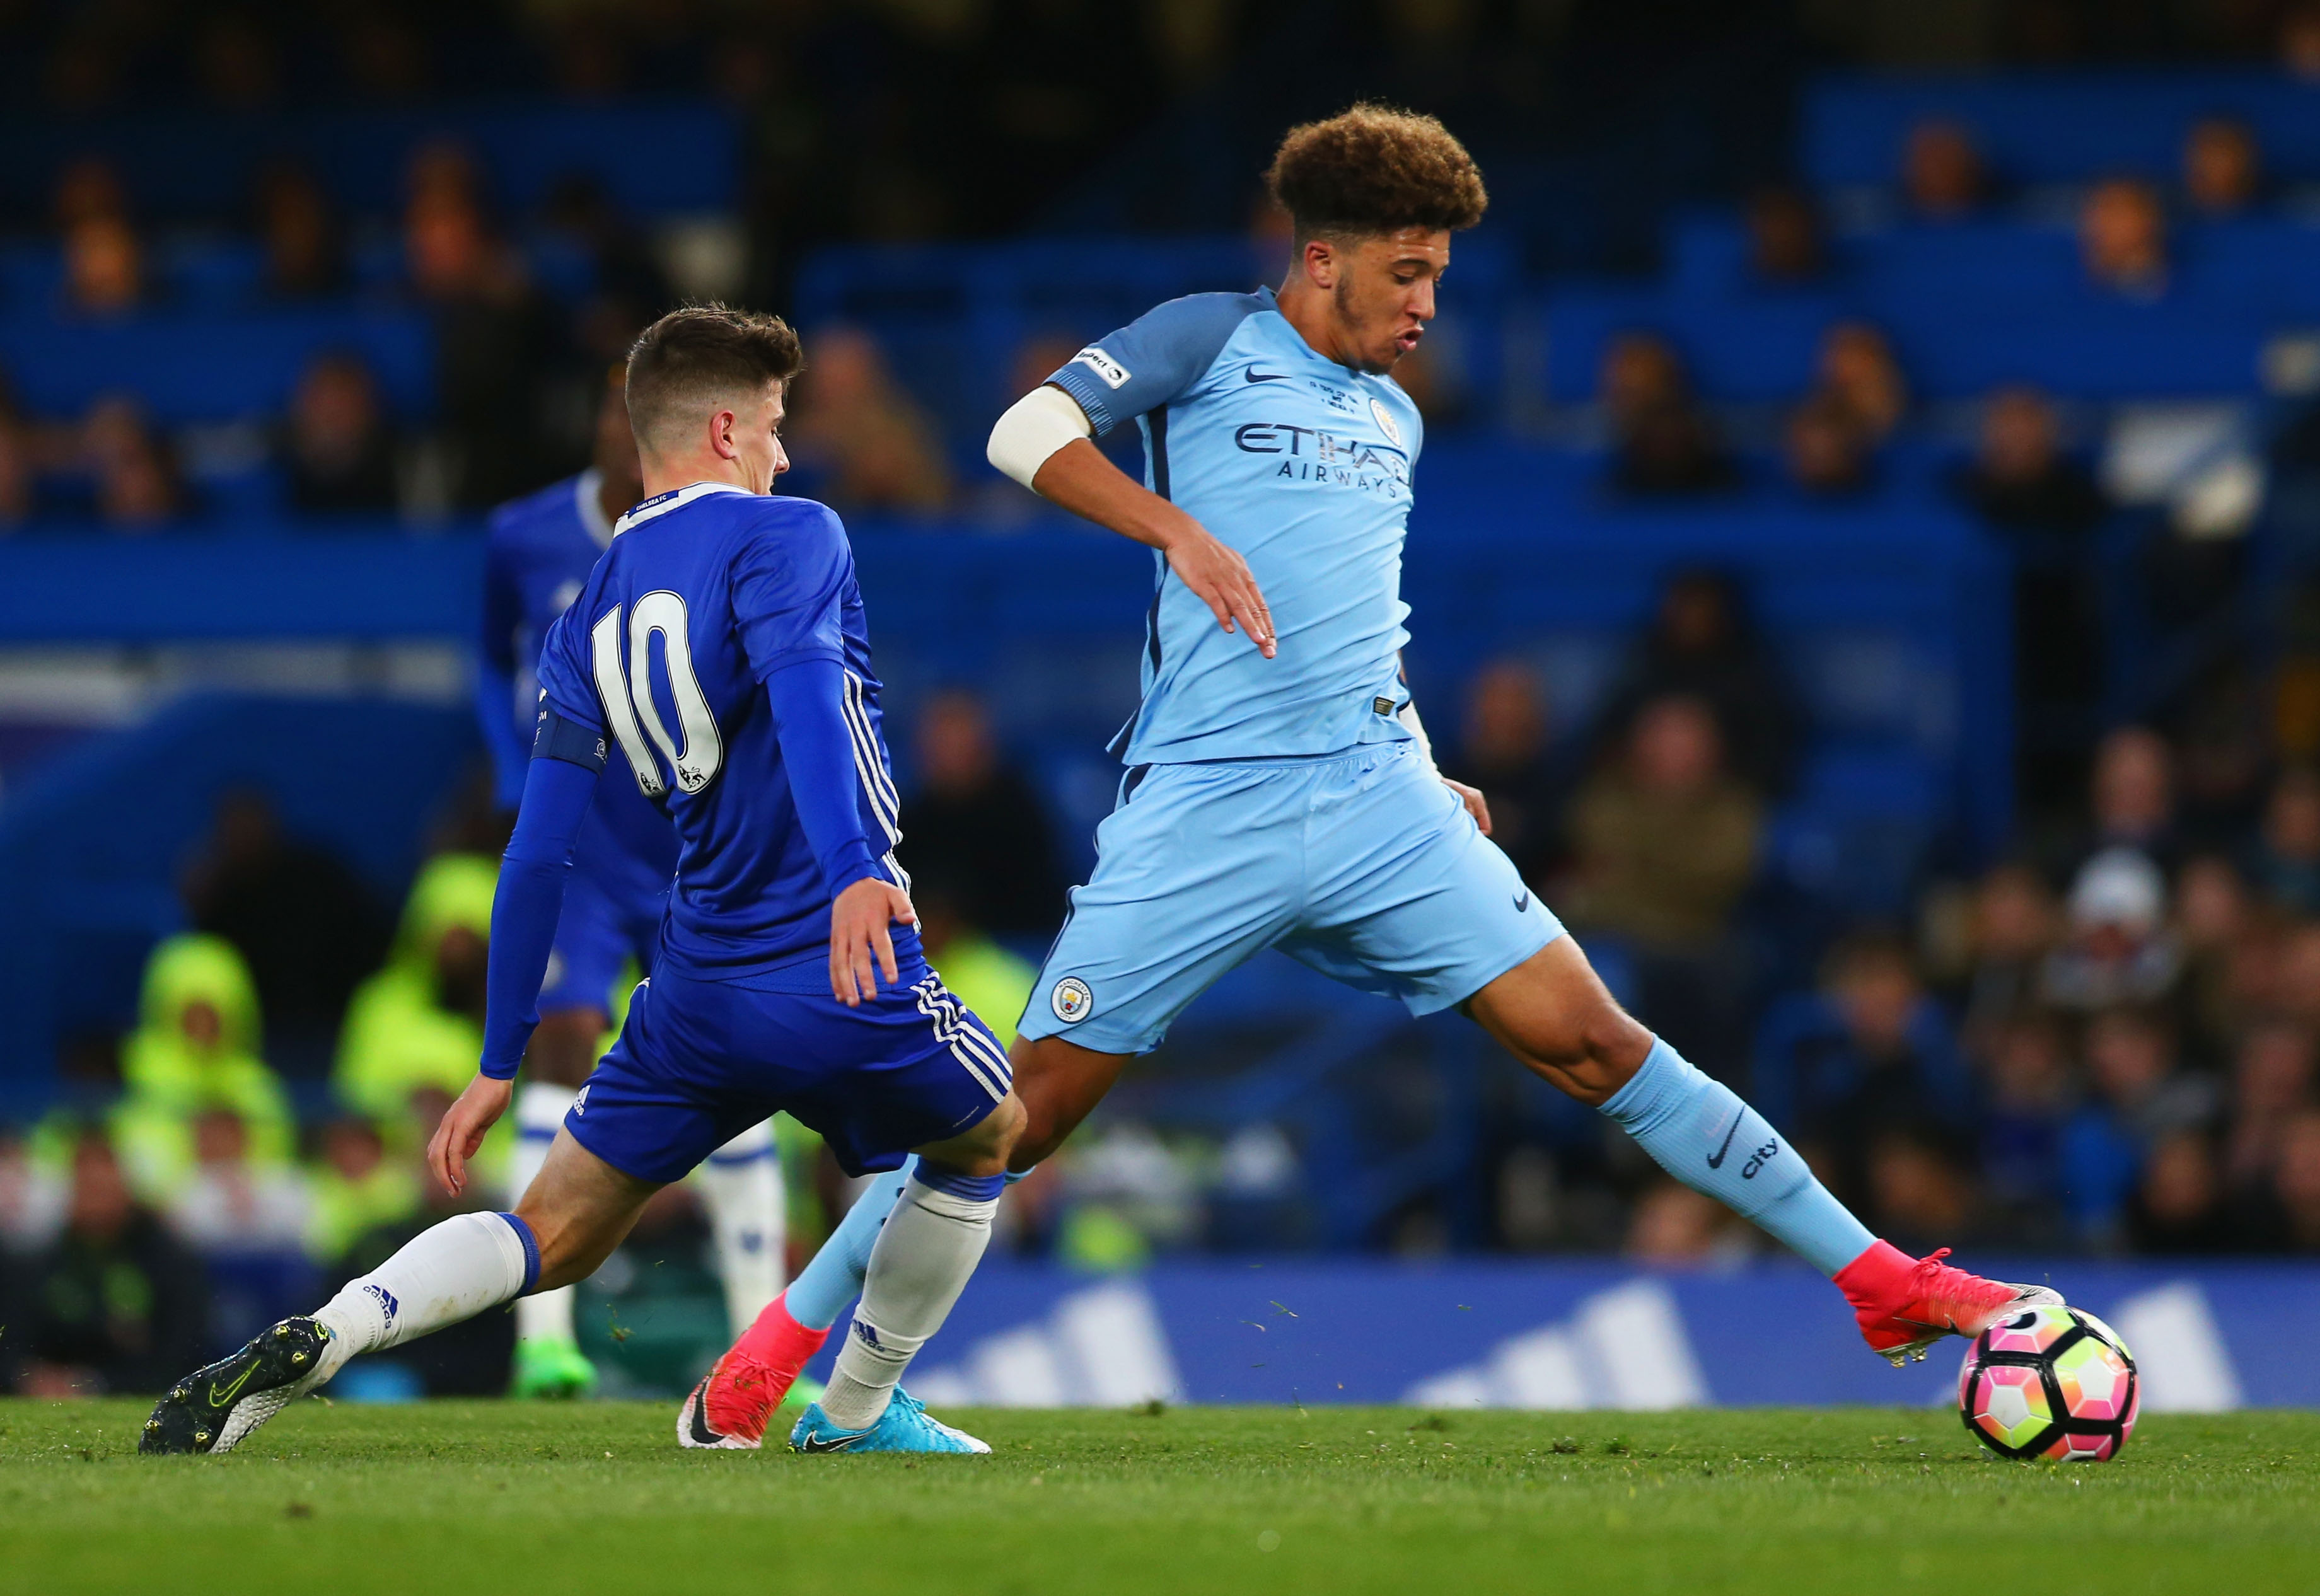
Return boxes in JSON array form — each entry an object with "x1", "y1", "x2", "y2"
[
  {"x1": 313, "y1": 1210, "x2": 537, "y2": 1380},
  {"x1": 511, "y1": 1083, "x2": 580, "y2": 1346},
  {"x1": 819, "y1": 1166, "x2": 999, "y2": 1430},
  {"x1": 693, "y1": 1120, "x2": 785, "y2": 1336}
]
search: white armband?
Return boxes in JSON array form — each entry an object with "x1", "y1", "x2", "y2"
[
  {"x1": 1396, "y1": 697, "x2": 1436, "y2": 771},
  {"x1": 987, "y1": 384, "x2": 1094, "y2": 492}
]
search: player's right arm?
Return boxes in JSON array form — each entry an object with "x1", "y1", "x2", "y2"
[{"x1": 987, "y1": 299, "x2": 1276, "y2": 658}]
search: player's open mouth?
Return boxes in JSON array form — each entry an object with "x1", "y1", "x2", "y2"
[{"x1": 1396, "y1": 328, "x2": 1423, "y2": 352}]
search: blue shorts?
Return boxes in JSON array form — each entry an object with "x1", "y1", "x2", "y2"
[
  {"x1": 537, "y1": 867, "x2": 661, "y2": 1016},
  {"x1": 564, "y1": 955, "x2": 1009, "y2": 1184},
  {"x1": 1017, "y1": 741, "x2": 1560, "y2": 1055}
]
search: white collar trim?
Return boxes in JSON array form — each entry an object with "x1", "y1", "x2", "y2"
[
  {"x1": 612, "y1": 480, "x2": 751, "y2": 536},
  {"x1": 574, "y1": 468, "x2": 615, "y2": 549}
]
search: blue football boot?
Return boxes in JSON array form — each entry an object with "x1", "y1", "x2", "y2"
[{"x1": 788, "y1": 1387, "x2": 990, "y2": 1454}]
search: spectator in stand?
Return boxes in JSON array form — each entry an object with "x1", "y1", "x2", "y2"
[
  {"x1": 2249, "y1": 766, "x2": 2320, "y2": 918},
  {"x1": 254, "y1": 165, "x2": 344, "y2": 299},
  {"x1": 1956, "y1": 386, "x2": 2112, "y2": 814},
  {"x1": 2043, "y1": 847, "x2": 2185, "y2": 1013},
  {"x1": 1975, "y1": 1012, "x2": 2075, "y2": 1243},
  {"x1": 1446, "y1": 659, "x2": 1565, "y2": 886},
  {"x1": 1864, "y1": 1128, "x2": 1987, "y2": 1256},
  {"x1": 1624, "y1": 1179, "x2": 1749, "y2": 1264},
  {"x1": 1952, "y1": 862, "x2": 2064, "y2": 1048},
  {"x1": 61, "y1": 211, "x2": 142, "y2": 318},
  {"x1": 183, "y1": 787, "x2": 387, "y2": 1081},
  {"x1": 2061, "y1": 1006, "x2": 2217, "y2": 1247},
  {"x1": 403, "y1": 148, "x2": 560, "y2": 509},
  {"x1": 0, "y1": 1126, "x2": 67, "y2": 1254},
  {"x1": 2287, "y1": 0, "x2": 2320, "y2": 79},
  {"x1": 910, "y1": 872, "x2": 1036, "y2": 1051},
  {"x1": 1563, "y1": 693, "x2": 1761, "y2": 951},
  {"x1": 900, "y1": 689, "x2": 1065, "y2": 937},
  {"x1": 2080, "y1": 178, "x2": 2170, "y2": 300},
  {"x1": 1597, "y1": 333, "x2": 1733, "y2": 497},
  {"x1": 1813, "y1": 321, "x2": 1908, "y2": 444},
  {"x1": 1591, "y1": 568, "x2": 1801, "y2": 798},
  {"x1": 2252, "y1": 1109, "x2": 2320, "y2": 1250},
  {"x1": 111, "y1": 934, "x2": 294, "y2": 1205},
  {"x1": 2083, "y1": 726, "x2": 2180, "y2": 875},
  {"x1": 1754, "y1": 929, "x2": 1971, "y2": 1205},
  {"x1": 335, "y1": 852, "x2": 499, "y2": 1126},
  {"x1": 2182, "y1": 117, "x2": 2263, "y2": 219},
  {"x1": 51, "y1": 156, "x2": 128, "y2": 234},
  {"x1": 282, "y1": 352, "x2": 400, "y2": 517},
  {"x1": 306, "y1": 1115, "x2": 419, "y2": 1264},
  {"x1": 1901, "y1": 119, "x2": 1986, "y2": 221},
  {"x1": 1959, "y1": 386, "x2": 2107, "y2": 538},
  {"x1": 163, "y1": 1107, "x2": 310, "y2": 1255},
  {"x1": 2222, "y1": 1020, "x2": 2316, "y2": 1196},
  {"x1": 782, "y1": 325, "x2": 953, "y2": 514},
  {"x1": 3, "y1": 1128, "x2": 208, "y2": 1396},
  {"x1": 1744, "y1": 185, "x2": 1824, "y2": 287},
  {"x1": 1784, "y1": 392, "x2": 1874, "y2": 498},
  {"x1": 2126, "y1": 1131, "x2": 2236, "y2": 1254},
  {"x1": 0, "y1": 381, "x2": 33, "y2": 528},
  {"x1": 2176, "y1": 852, "x2": 2259, "y2": 1064},
  {"x1": 81, "y1": 396, "x2": 183, "y2": 530}
]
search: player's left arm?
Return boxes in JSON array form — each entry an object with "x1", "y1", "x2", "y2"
[{"x1": 1395, "y1": 656, "x2": 1490, "y2": 834}]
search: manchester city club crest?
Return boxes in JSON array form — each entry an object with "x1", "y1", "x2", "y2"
[
  {"x1": 1369, "y1": 396, "x2": 1402, "y2": 445},
  {"x1": 1050, "y1": 976, "x2": 1094, "y2": 1024}
]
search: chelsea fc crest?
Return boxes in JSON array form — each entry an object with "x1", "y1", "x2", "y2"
[
  {"x1": 1050, "y1": 976, "x2": 1094, "y2": 1024},
  {"x1": 1369, "y1": 397, "x2": 1402, "y2": 445}
]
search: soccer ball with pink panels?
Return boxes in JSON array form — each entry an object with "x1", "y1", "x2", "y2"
[{"x1": 1958, "y1": 1304, "x2": 2139, "y2": 1462}]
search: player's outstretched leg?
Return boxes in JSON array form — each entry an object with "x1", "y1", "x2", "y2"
[
  {"x1": 509, "y1": 1081, "x2": 596, "y2": 1399},
  {"x1": 789, "y1": 1164, "x2": 1001, "y2": 1454},
  {"x1": 142, "y1": 1210, "x2": 541, "y2": 1455},
  {"x1": 1470, "y1": 938, "x2": 2058, "y2": 1365},
  {"x1": 680, "y1": 1160, "x2": 907, "y2": 1449}
]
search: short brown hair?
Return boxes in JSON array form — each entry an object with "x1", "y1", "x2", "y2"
[
  {"x1": 1265, "y1": 104, "x2": 1488, "y2": 242},
  {"x1": 625, "y1": 304, "x2": 804, "y2": 453}
]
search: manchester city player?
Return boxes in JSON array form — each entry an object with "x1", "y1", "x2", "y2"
[
  {"x1": 142, "y1": 308, "x2": 1021, "y2": 1459},
  {"x1": 688, "y1": 106, "x2": 2065, "y2": 1438},
  {"x1": 479, "y1": 369, "x2": 786, "y2": 1400}
]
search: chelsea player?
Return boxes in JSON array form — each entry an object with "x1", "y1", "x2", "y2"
[
  {"x1": 687, "y1": 106, "x2": 2065, "y2": 1438},
  {"x1": 478, "y1": 369, "x2": 786, "y2": 1400},
  {"x1": 143, "y1": 308, "x2": 1021, "y2": 1459}
]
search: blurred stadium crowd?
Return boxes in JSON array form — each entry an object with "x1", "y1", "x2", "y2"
[{"x1": 15, "y1": 0, "x2": 2320, "y2": 1394}]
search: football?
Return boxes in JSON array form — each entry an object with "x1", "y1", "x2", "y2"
[{"x1": 1958, "y1": 1304, "x2": 2140, "y2": 1462}]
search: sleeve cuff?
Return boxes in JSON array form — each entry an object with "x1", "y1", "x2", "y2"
[
  {"x1": 825, "y1": 843, "x2": 884, "y2": 898},
  {"x1": 1046, "y1": 364, "x2": 1116, "y2": 436}
]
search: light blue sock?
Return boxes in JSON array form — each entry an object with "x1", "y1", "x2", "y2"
[
  {"x1": 1600, "y1": 1038, "x2": 1876, "y2": 1277},
  {"x1": 785, "y1": 1160, "x2": 914, "y2": 1331},
  {"x1": 784, "y1": 1155, "x2": 1030, "y2": 1332}
]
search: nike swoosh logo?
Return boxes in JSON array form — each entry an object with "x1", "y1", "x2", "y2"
[
  {"x1": 1513, "y1": 891, "x2": 1530, "y2": 912},
  {"x1": 208, "y1": 1361, "x2": 257, "y2": 1409},
  {"x1": 796, "y1": 1431, "x2": 871, "y2": 1454},
  {"x1": 1706, "y1": 1113, "x2": 1744, "y2": 1170},
  {"x1": 687, "y1": 1385, "x2": 722, "y2": 1446},
  {"x1": 1244, "y1": 368, "x2": 1292, "y2": 383}
]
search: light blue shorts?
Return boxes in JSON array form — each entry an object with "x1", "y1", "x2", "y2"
[{"x1": 1017, "y1": 741, "x2": 1560, "y2": 1055}]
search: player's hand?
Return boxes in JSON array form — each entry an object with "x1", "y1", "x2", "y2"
[
  {"x1": 1443, "y1": 775, "x2": 1492, "y2": 835},
  {"x1": 832, "y1": 877, "x2": 916, "y2": 1007},
  {"x1": 429, "y1": 1073, "x2": 514, "y2": 1197},
  {"x1": 1160, "y1": 520, "x2": 1276, "y2": 659}
]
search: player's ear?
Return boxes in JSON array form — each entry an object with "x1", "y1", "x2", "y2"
[
  {"x1": 709, "y1": 407, "x2": 740, "y2": 460},
  {"x1": 1301, "y1": 236, "x2": 1337, "y2": 290}
]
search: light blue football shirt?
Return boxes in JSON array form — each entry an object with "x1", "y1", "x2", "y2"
[{"x1": 1045, "y1": 286, "x2": 1423, "y2": 765}]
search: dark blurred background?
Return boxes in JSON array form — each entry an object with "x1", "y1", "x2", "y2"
[{"x1": 7, "y1": 0, "x2": 2320, "y2": 1400}]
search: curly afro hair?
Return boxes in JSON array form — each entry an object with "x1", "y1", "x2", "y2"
[{"x1": 1265, "y1": 103, "x2": 1488, "y2": 241}]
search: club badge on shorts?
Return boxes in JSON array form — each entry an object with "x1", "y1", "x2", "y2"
[{"x1": 1050, "y1": 976, "x2": 1094, "y2": 1024}]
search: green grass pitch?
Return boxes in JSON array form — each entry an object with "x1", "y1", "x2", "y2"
[{"x1": 3, "y1": 1400, "x2": 2317, "y2": 1595}]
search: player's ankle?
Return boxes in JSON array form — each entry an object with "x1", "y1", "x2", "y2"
[{"x1": 1832, "y1": 1239, "x2": 1915, "y2": 1310}]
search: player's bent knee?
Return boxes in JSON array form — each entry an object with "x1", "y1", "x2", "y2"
[{"x1": 915, "y1": 1090, "x2": 1026, "y2": 1178}]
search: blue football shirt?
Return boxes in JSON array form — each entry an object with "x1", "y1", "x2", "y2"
[
  {"x1": 533, "y1": 482, "x2": 918, "y2": 973},
  {"x1": 479, "y1": 470, "x2": 678, "y2": 916},
  {"x1": 1044, "y1": 285, "x2": 1423, "y2": 765}
]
